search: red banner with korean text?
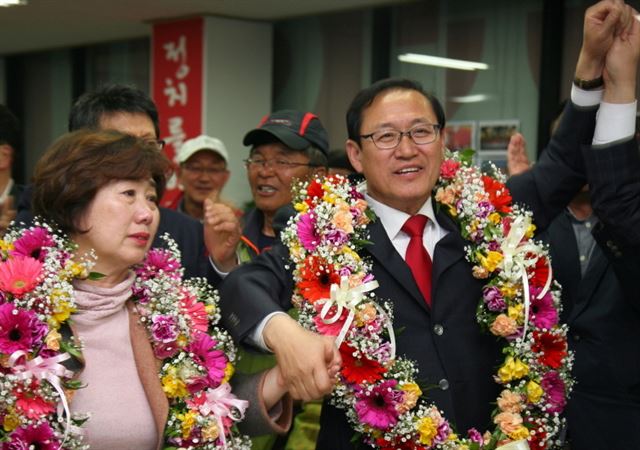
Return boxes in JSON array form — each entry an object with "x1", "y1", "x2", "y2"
[{"x1": 151, "y1": 17, "x2": 204, "y2": 208}]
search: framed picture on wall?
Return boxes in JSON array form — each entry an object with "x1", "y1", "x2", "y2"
[
  {"x1": 478, "y1": 120, "x2": 519, "y2": 152},
  {"x1": 444, "y1": 120, "x2": 476, "y2": 151}
]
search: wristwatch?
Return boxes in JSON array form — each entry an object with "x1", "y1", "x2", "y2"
[{"x1": 573, "y1": 75, "x2": 604, "y2": 90}]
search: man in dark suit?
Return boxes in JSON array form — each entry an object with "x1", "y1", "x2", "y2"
[
  {"x1": 505, "y1": 9, "x2": 640, "y2": 447},
  {"x1": 219, "y1": 2, "x2": 638, "y2": 448},
  {"x1": 15, "y1": 85, "x2": 231, "y2": 282}
]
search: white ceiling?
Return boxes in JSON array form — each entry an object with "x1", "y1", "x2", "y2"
[{"x1": 0, "y1": 0, "x2": 409, "y2": 55}]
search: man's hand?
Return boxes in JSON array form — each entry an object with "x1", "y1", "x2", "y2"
[
  {"x1": 603, "y1": 8, "x2": 640, "y2": 103},
  {"x1": 0, "y1": 196, "x2": 16, "y2": 236},
  {"x1": 203, "y1": 190, "x2": 241, "y2": 272},
  {"x1": 576, "y1": 0, "x2": 631, "y2": 80},
  {"x1": 506, "y1": 133, "x2": 532, "y2": 177},
  {"x1": 264, "y1": 314, "x2": 340, "y2": 401}
]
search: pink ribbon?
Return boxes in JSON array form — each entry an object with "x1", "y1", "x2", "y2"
[
  {"x1": 9, "y1": 351, "x2": 75, "y2": 447},
  {"x1": 198, "y1": 383, "x2": 249, "y2": 449}
]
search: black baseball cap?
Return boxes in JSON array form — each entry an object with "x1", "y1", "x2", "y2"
[{"x1": 243, "y1": 110, "x2": 329, "y2": 156}]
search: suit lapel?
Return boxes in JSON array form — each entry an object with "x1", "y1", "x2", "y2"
[
  {"x1": 127, "y1": 302, "x2": 168, "y2": 450},
  {"x1": 364, "y1": 218, "x2": 428, "y2": 311},
  {"x1": 431, "y1": 209, "x2": 465, "y2": 285}
]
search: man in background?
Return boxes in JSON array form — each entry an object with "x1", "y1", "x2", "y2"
[{"x1": 0, "y1": 104, "x2": 23, "y2": 235}]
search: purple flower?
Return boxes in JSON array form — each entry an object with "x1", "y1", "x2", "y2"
[
  {"x1": 325, "y1": 229, "x2": 349, "y2": 246},
  {"x1": 476, "y1": 200, "x2": 495, "y2": 219},
  {"x1": 10, "y1": 227, "x2": 54, "y2": 262},
  {"x1": 487, "y1": 240, "x2": 500, "y2": 251},
  {"x1": 354, "y1": 379, "x2": 401, "y2": 429},
  {"x1": 541, "y1": 370, "x2": 566, "y2": 414},
  {"x1": 529, "y1": 286, "x2": 558, "y2": 329},
  {"x1": 151, "y1": 314, "x2": 179, "y2": 343},
  {"x1": 483, "y1": 286, "x2": 506, "y2": 312},
  {"x1": 436, "y1": 421, "x2": 451, "y2": 443},
  {"x1": 4, "y1": 423, "x2": 59, "y2": 450},
  {"x1": 187, "y1": 332, "x2": 228, "y2": 387},
  {"x1": 0, "y1": 303, "x2": 47, "y2": 354},
  {"x1": 338, "y1": 267, "x2": 352, "y2": 278},
  {"x1": 467, "y1": 428, "x2": 483, "y2": 444},
  {"x1": 297, "y1": 213, "x2": 320, "y2": 251}
]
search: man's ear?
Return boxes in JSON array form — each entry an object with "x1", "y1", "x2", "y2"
[
  {"x1": 0, "y1": 145, "x2": 13, "y2": 170},
  {"x1": 345, "y1": 139, "x2": 364, "y2": 173}
]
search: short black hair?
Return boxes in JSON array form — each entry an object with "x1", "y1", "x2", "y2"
[
  {"x1": 0, "y1": 104, "x2": 20, "y2": 150},
  {"x1": 68, "y1": 84, "x2": 160, "y2": 138},
  {"x1": 346, "y1": 78, "x2": 446, "y2": 143}
]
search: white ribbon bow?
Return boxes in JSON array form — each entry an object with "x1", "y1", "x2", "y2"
[
  {"x1": 500, "y1": 215, "x2": 553, "y2": 343},
  {"x1": 198, "y1": 383, "x2": 249, "y2": 449},
  {"x1": 9, "y1": 350, "x2": 75, "y2": 447},
  {"x1": 497, "y1": 439, "x2": 531, "y2": 450},
  {"x1": 319, "y1": 276, "x2": 396, "y2": 359}
]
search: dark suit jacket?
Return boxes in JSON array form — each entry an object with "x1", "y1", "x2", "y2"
[
  {"x1": 15, "y1": 185, "x2": 220, "y2": 283},
  {"x1": 219, "y1": 101, "x2": 599, "y2": 449},
  {"x1": 542, "y1": 210, "x2": 640, "y2": 450}
]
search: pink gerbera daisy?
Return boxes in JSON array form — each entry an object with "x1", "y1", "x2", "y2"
[
  {"x1": 529, "y1": 286, "x2": 558, "y2": 329},
  {"x1": 6, "y1": 422, "x2": 59, "y2": 450},
  {"x1": 0, "y1": 303, "x2": 47, "y2": 354},
  {"x1": 297, "y1": 213, "x2": 320, "y2": 251},
  {"x1": 0, "y1": 255, "x2": 43, "y2": 296},
  {"x1": 187, "y1": 332, "x2": 228, "y2": 387},
  {"x1": 179, "y1": 292, "x2": 209, "y2": 333},
  {"x1": 136, "y1": 248, "x2": 181, "y2": 280},
  {"x1": 10, "y1": 227, "x2": 54, "y2": 262},
  {"x1": 354, "y1": 379, "x2": 401, "y2": 429}
]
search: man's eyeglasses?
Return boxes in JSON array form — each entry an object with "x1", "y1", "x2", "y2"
[
  {"x1": 244, "y1": 157, "x2": 316, "y2": 171},
  {"x1": 144, "y1": 139, "x2": 166, "y2": 150},
  {"x1": 360, "y1": 124, "x2": 441, "y2": 150},
  {"x1": 182, "y1": 164, "x2": 228, "y2": 176}
]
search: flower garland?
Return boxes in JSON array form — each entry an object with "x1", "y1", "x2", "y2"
[
  {"x1": 0, "y1": 223, "x2": 92, "y2": 449},
  {"x1": 281, "y1": 149, "x2": 574, "y2": 450},
  {"x1": 132, "y1": 237, "x2": 251, "y2": 450},
  {"x1": 0, "y1": 224, "x2": 251, "y2": 450}
]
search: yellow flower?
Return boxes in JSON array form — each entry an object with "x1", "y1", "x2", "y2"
[
  {"x1": 397, "y1": 382, "x2": 422, "y2": 413},
  {"x1": 509, "y1": 425, "x2": 530, "y2": 440},
  {"x1": 64, "y1": 261, "x2": 89, "y2": 280},
  {"x1": 508, "y1": 304, "x2": 524, "y2": 323},
  {"x1": 525, "y1": 223, "x2": 536, "y2": 239},
  {"x1": 0, "y1": 239, "x2": 13, "y2": 253},
  {"x1": 500, "y1": 283, "x2": 518, "y2": 298},
  {"x1": 177, "y1": 411, "x2": 197, "y2": 438},
  {"x1": 478, "y1": 251, "x2": 503, "y2": 272},
  {"x1": 488, "y1": 212, "x2": 501, "y2": 225},
  {"x1": 205, "y1": 304, "x2": 216, "y2": 315},
  {"x1": 294, "y1": 202, "x2": 309, "y2": 213},
  {"x1": 3, "y1": 408, "x2": 19, "y2": 432},
  {"x1": 222, "y1": 362, "x2": 234, "y2": 384},
  {"x1": 162, "y1": 372, "x2": 188, "y2": 398},
  {"x1": 49, "y1": 298, "x2": 75, "y2": 329},
  {"x1": 177, "y1": 334, "x2": 189, "y2": 347},
  {"x1": 201, "y1": 421, "x2": 220, "y2": 441},
  {"x1": 526, "y1": 380, "x2": 543, "y2": 403},
  {"x1": 417, "y1": 417, "x2": 438, "y2": 446},
  {"x1": 45, "y1": 329, "x2": 62, "y2": 351},
  {"x1": 498, "y1": 356, "x2": 529, "y2": 383}
]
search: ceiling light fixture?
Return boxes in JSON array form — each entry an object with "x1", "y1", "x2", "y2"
[
  {"x1": 398, "y1": 53, "x2": 489, "y2": 71},
  {"x1": 449, "y1": 94, "x2": 491, "y2": 103},
  {"x1": 0, "y1": 0, "x2": 26, "y2": 6}
]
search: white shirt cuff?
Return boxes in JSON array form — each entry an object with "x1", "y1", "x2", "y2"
[
  {"x1": 571, "y1": 84, "x2": 603, "y2": 107},
  {"x1": 593, "y1": 100, "x2": 637, "y2": 145},
  {"x1": 248, "y1": 311, "x2": 290, "y2": 351}
]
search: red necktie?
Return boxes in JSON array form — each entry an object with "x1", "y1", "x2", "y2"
[{"x1": 402, "y1": 215, "x2": 433, "y2": 306}]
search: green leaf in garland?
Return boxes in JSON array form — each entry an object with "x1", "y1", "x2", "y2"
[{"x1": 87, "y1": 271, "x2": 105, "y2": 280}]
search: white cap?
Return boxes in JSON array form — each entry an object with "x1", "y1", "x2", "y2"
[{"x1": 177, "y1": 135, "x2": 229, "y2": 164}]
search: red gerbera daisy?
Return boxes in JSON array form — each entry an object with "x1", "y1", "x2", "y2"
[
  {"x1": 339, "y1": 343, "x2": 386, "y2": 384},
  {"x1": 482, "y1": 175, "x2": 513, "y2": 213},
  {"x1": 532, "y1": 330, "x2": 567, "y2": 369},
  {"x1": 305, "y1": 179, "x2": 325, "y2": 207},
  {"x1": 529, "y1": 256, "x2": 550, "y2": 289},
  {"x1": 296, "y1": 256, "x2": 340, "y2": 302}
]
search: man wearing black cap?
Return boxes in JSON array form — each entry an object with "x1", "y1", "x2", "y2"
[{"x1": 236, "y1": 109, "x2": 328, "y2": 261}]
